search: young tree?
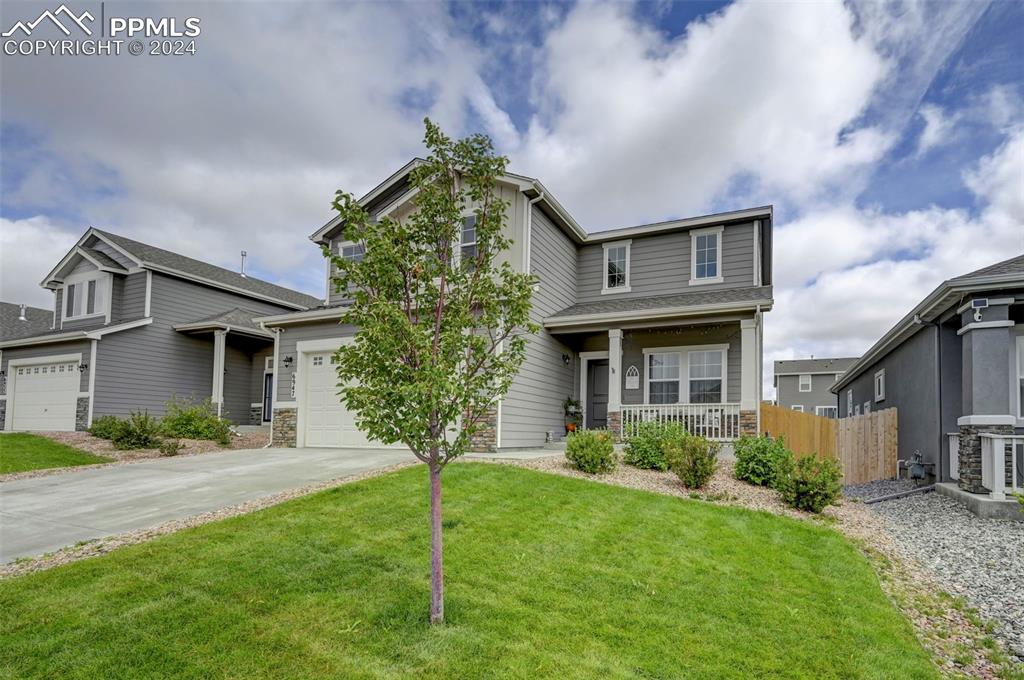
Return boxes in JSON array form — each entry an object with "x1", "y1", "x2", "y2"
[{"x1": 326, "y1": 119, "x2": 538, "y2": 624}]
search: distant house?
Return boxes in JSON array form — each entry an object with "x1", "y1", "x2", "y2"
[
  {"x1": 773, "y1": 357, "x2": 857, "y2": 417},
  {"x1": 832, "y1": 254, "x2": 1023, "y2": 503},
  {"x1": 1, "y1": 229, "x2": 321, "y2": 432}
]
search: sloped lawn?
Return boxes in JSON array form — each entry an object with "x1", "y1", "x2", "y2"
[
  {"x1": 0, "y1": 433, "x2": 112, "y2": 473},
  {"x1": 0, "y1": 464, "x2": 936, "y2": 678}
]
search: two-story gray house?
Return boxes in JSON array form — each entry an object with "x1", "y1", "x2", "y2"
[
  {"x1": 256, "y1": 159, "x2": 774, "y2": 451},
  {"x1": 773, "y1": 357, "x2": 857, "y2": 417},
  {"x1": 0, "y1": 229, "x2": 321, "y2": 432},
  {"x1": 833, "y1": 255, "x2": 1023, "y2": 506}
]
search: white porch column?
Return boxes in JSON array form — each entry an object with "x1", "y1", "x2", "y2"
[
  {"x1": 740, "y1": 318, "x2": 758, "y2": 411},
  {"x1": 212, "y1": 329, "x2": 227, "y2": 417},
  {"x1": 608, "y1": 329, "x2": 622, "y2": 413}
]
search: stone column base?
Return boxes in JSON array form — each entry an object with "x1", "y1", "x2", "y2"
[
  {"x1": 958, "y1": 423, "x2": 1015, "y2": 494},
  {"x1": 739, "y1": 409, "x2": 758, "y2": 437},
  {"x1": 607, "y1": 411, "x2": 621, "y2": 441},
  {"x1": 76, "y1": 397, "x2": 90, "y2": 431},
  {"x1": 466, "y1": 406, "x2": 497, "y2": 453},
  {"x1": 249, "y1": 405, "x2": 263, "y2": 426},
  {"x1": 0, "y1": 399, "x2": 6, "y2": 431},
  {"x1": 272, "y1": 407, "x2": 297, "y2": 447}
]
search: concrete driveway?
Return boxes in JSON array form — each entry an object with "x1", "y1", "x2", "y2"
[{"x1": 0, "y1": 447, "x2": 413, "y2": 563}]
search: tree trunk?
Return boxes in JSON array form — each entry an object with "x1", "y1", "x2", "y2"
[{"x1": 429, "y1": 458, "x2": 444, "y2": 624}]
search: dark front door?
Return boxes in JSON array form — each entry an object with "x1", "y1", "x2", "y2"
[
  {"x1": 587, "y1": 359, "x2": 609, "y2": 429},
  {"x1": 262, "y1": 373, "x2": 274, "y2": 422}
]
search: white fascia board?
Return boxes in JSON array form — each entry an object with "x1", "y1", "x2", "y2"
[
  {"x1": 173, "y1": 321, "x2": 273, "y2": 339},
  {"x1": 584, "y1": 206, "x2": 772, "y2": 244},
  {"x1": 85, "y1": 317, "x2": 153, "y2": 338},
  {"x1": 544, "y1": 299, "x2": 774, "y2": 329},
  {"x1": 142, "y1": 263, "x2": 309, "y2": 310},
  {"x1": 255, "y1": 306, "x2": 345, "y2": 325},
  {"x1": 0, "y1": 317, "x2": 154, "y2": 348},
  {"x1": 41, "y1": 228, "x2": 142, "y2": 288}
]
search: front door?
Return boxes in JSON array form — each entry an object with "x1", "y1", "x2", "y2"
[{"x1": 587, "y1": 359, "x2": 609, "y2": 429}]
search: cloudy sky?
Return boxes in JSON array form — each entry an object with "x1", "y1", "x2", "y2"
[{"x1": 2, "y1": 0, "x2": 1022, "y2": 395}]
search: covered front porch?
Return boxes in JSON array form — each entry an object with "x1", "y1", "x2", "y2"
[{"x1": 554, "y1": 316, "x2": 762, "y2": 441}]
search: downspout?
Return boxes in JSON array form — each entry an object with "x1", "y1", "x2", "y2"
[
  {"x1": 755, "y1": 303, "x2": 763, "y2": 435},
  {"x1": 524, "y1": 191, "x2": 545, "y2": 274},
  {"x1": 261, "y1": 321, "x2": 282, "y2": 449}
]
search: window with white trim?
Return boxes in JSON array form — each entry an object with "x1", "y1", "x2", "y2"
[
  {"x1": 63, "y1": 274, "x2": 107, "y2": 320},
  {"x1": 792, "y1": 405, "x2": 804, "y2": 412},
  {"x1": 602, "y1": 241, "x2": 630, "y2": 292},
  {"x1": 847, "y1": 389, "x2": 853, "y2": 415},
  {"x1": 798, "y1": 374, "x2": 812, "y2": 392},
  {"x1": 863, "y1": 401, "x2": 871, "y2": 415},
  {"x1": 688, "y1": 349, "x2": 724, "y2": 403},
  {"x1": 690, "y1": 227, "x2": 723, "y2": 283},
  {"x1": 816, "y1": 406, "x2": 838, "y2": 418},
  {"x1": 460, "y1": 215, "x2": 478, "y2": 269},
  {"x1": 338, "y1": 242, "x2": 365, "y2": 262},
  {"x1": 854, "y1": 403, "x2": 861, "y2": 416},
  {"x1": 647, "y1": 352, "x2": 680, "y2": 404}
]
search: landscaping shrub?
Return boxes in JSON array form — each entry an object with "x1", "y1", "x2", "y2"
[
  {"x1": 565, "y1": 429, "x2": 616, "y2": 474},
  {"x1": 734, "y1": 434, "x2": 794, "y2": 489},
  {"x1": 158, "y1": 439, "x2": 183, "y2": 457},
  {"x1": 161, "y1": 396, "x2": 231, "y2": 445},
  {"x1": 111, "y1": 411, "x2": 162, "y2": 450},
  {"x1": 665, "y1": 434, "x2": 719, "y2": 489},
  {"x1": 624, "y1": 421, "x2": 686, "y2": 471},
  {"x1": 88, "y1": 415, "x2": 125, "y2": 440},
  {"x1": 778, "y1": 455, "x2": 843, "y2": 513}
]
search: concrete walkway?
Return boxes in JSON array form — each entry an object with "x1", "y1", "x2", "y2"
[{"x1": 0, "y1": 447, "x2": 412, "y2": 563}]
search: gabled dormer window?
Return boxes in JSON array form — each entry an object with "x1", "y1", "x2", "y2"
[
  {"x1": 63, "y1": 273, "x2": 108, "y2": 321},
  {"x1": 602, "y1": 240, "x2": 631, "y2": 294},
  {"x1": 690, "y1": 226, "x2": 723, "y2": 285}
]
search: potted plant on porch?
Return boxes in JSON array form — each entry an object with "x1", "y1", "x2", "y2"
[{"x1": 563, "y1": 396, "x2": 582, "y2": 434}]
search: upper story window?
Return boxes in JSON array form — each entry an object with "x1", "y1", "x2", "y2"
[
  {"x1": 690, "y1": 226, "x2": 723, "y2": 285},
  {"x1": 602, "y1": 240, "x2": 631, "y2": 293},
  {"x1": 874, "y1": 369, "x2": 886, "y2": 402},
  {"x1": 64, "y1": 273, "x2": 107, "y2": 321},
  {"x1": 798, "y1": 374, "x2": 812, "y2": 392},
  {"x1": 338, "y1": 242, "x2": 365, "y2": 262},
  {"x1": 461, "y1": 215, "x2": 478, "y2": 268}
]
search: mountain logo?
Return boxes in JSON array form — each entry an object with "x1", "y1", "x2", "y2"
[{"x1": 2, "y1": 4, "x2": 95, "y2": 37}]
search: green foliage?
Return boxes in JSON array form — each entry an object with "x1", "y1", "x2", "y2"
[
  {"x1": 158, "y1": 439, "x2": 183, "y2": 457},
  {"x1": 565, "y1": 429, "x2": 616, "y2": 474},
  {"x1": 623, "y1": 421, "x2": 687, "y2": 471},
  {"x1": 733, "y1": 434, "x2": 794, "y2": 489},
  {"x1": 111, "y1": 411, "x2": 162, "y2": 450},
  {"x1": 778, "y1": 455, "x2": 843, "y2": 513},
  {"x1": 88, "y1": 415, "x2": 124, "y2": 440},
  {"x1": 326, "y1": 118, "x2": 538, "y2": 465},
  {"x1": 666, "y1": 434, "x2": 719, "y2": 489},
  {"x1": 160, "y1": 396, "x2": 231, "y2": 445}
]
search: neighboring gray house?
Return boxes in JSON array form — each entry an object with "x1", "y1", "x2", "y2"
[
  {"x1": 773, "y1": 357, "x2": 857, "y2": 417},
  {"x1": 0, "y1": 229, "x2": 321, "y2": 432},
  {"x1": 0, "y1": 302, "x2": 54, "y2": 342},
  {"x1": 832, "y1": 255, "x2": 1023, "y2": 506},
  {"x1": 257, "y1": 159, "x2": 774, "y2": 451}
]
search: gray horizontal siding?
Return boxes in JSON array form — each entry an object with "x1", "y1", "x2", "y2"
[
  {"x1": 776, "y1": 374, "x2": 840, "y2": 413},
  {"x1": 273, "y1": 320, "x2": 357, "y2": 403},
  {"x1": 502, "y1": 207, "x2": 578, "y2": 447},
  {"x1": 222, "y1": 343, "x2": 255, "y2": 423},
  {"x1": 92, "y1": 273, "x2": 286, "y2": 423},
  {"x1": 1, "y1": 340, "x2": 92, "y2": 395},
  {"x1": 576, "y1": 221, "x2": 755, "y2": 304},
  {"x1": 119, "y1": 272, "x2": 147, "y2": 320}
]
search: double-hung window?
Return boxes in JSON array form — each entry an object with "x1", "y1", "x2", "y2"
[
  {"x1": 338, "y1": 242, "x2": 365, "y2": 262},
  {"x1": 63, "y1": 274, "x2": 107, "y2": 321},
  {"x1": 645, "y1": 346, "x2": 727, "y2": 405},
  {"x1": 461, "y1": 215, "x2": 478, "y2": 269},
  {"x1": 690, "y1": 227, "x2": 723, "y2": 284},
  {"x1": 798, "y1": 374, "x2": 812, "y2": 392},
  {"x1": 602, "y1": 240, "x2": 630, "y2": 293}
]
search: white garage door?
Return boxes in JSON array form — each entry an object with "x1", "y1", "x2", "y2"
[
  {"x1": 303, "y1": 352, "x2": 401, "y2": 448},
  {"x1": 11, "y1": 360, "x2": 80, "y2": 431}
]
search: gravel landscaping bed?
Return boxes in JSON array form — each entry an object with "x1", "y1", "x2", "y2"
[
  {"x1": 1, "y1": 430, "x2": 272, "y2": 482},
  {"x1": 868, "y1": 491, "x2": 1024, "y2": 662},
  {"x1": 844, "y1": 478, "x2": 917, "y2": 501},
  {"x1": 497, "y1": 455, "x2": 1022, "y2": 678}
]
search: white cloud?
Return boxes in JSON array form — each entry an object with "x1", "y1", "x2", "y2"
[
  {"x1": 916, "y1": 104, "x2": 960, "y2": 155},
  {"x1": 0, "y1": 216, "x2": 79, "y2": 308}
]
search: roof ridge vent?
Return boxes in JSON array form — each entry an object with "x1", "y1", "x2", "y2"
[{"x1": 18, "y1": 303, "x2": 27, "y2": 321}]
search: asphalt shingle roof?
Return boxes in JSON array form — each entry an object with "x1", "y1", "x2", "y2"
[
  {"x1": 79, "y1": 246, "x2": 126, "y2": 271},
  {"x1": 774, "y1": 357, "x2": 859, "y2": 374},
  {"x1": 549, "y1": 285, "x2": 773, "y2": 319},
  {"x1": 93, "y1": 229, "x2": 322, "y2": 309},
  {"x1": 177, "y1": 308, "x2": 271, "y2": 334},
  {"x1": 949, "y1": 253, "x2": 1024, "y2": 282},
  {"x1": 0, "y1": 302, "x2": 54, "y2": 341}
]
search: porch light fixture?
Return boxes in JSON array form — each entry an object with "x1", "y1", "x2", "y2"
[
  {"x1": 561, "y1": 353, "x2": 571, "y2": 366},
  {"x1": 78, "y1": 363, "x2": 89, "y2": 373},
  {"x1": 282, "y1": 355, "x2": 294, "y2": 368}
]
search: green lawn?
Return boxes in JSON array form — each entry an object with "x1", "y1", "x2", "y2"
[
  {"x1": 0, "y1": 433, "x2": 112, "y2": 473},
  {"x1": 0, "y1": 464, "x2": 936, "y2": 679}
]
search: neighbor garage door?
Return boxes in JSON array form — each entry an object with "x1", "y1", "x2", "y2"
[
  {"x1": 303, "y1": 351, "x2": 402, "y2": 448},
  {"x1": 10, "y1": 360, "x2": 80, "y2": 431}
]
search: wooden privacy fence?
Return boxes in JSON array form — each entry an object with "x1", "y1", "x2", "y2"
[
  {"x1": 835, "y1": 408, "x2": 899, "y2": 485},
  {"x1": 760, "y1": 402, "x2": 836, "y2": 460},
  {"x1": 759, "y1": 403, "x2": 899, "y2": 484}
]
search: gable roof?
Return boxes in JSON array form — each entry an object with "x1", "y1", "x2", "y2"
[
  {"x1": 833, "y1": 253, "x2": 1024, "y2": 393},
  {"x1": 42, "y1": 229, "x2": 321, "y2": 310},
  {"x1": 0, "y1": 302, "x2": 54, "y2": 341},
  {"x1": 174, "y1": 307, "x2": 273, "y2": 338},
  {"x1": 774, "y1": 357, "x2": 859, "y2": 375}
]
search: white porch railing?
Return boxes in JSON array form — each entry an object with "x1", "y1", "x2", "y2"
[
  {"x1": 979, "y1": 433, "x2": 1023, "y2": 500},
  {"x1": 620, "y1": 403, "x2": 741, "y2": 442},
  {"x1": 947, "y1": 433, "x2": 960, "y2": 481}
]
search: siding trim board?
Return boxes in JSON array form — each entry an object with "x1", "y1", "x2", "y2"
[{"x1": 545, "y1": 298, "x2": 772, "y2": 329}]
